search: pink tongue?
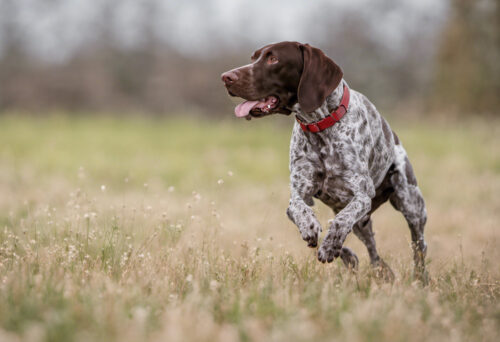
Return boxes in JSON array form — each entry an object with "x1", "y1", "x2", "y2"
[{"x1": 235, "y1": 100, "x2": 259, "y2": 117}]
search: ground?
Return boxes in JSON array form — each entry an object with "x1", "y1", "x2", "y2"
[{"x1": 0, "y1": 113, "x2": 499, "y2": 342}]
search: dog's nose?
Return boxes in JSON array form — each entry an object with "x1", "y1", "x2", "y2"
[{"x1": 221, "y1": 71, "x2": 238, "y2": 85}]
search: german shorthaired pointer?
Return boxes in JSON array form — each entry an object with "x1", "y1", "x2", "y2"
[{"x1": 221, "y1": 41, "x2": 428, "y2": 281}]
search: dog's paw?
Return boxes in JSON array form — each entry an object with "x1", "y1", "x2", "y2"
[
  {"x1": 318, "y1": 229, "x2": 347, "y2": 263},
  {"x1": 340, "y1": 247, "x2": 359, "y2": 270},
  {"x1": 372, "y1": 258, "x2": 395, "y2": 283},
  {"x1": 317, "y1": 240, "x2": 336, "y2": 263},
  {"x1": 300, "y1": 222, "x2": 321, "y2": 248}
]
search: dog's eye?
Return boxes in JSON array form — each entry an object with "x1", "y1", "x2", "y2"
[{"x1": 267, "y1": 56, "x2": 279, "y2": 65}]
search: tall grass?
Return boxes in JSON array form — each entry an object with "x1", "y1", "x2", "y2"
[{"x1": 0, "y1": 113, "x2": 498, "y2": 341}]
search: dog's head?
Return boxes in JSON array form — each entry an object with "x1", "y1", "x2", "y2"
[{"x1": 221, "y1": 41, "x2": 343, "y2": 118}]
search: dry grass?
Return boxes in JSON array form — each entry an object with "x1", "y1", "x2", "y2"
[{"x1": 0, "y1": 114, "x2": 499, "y2": 342}]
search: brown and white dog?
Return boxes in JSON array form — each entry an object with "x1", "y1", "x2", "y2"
[{"x1": 221, "y1": 42, "x2": 428, "y2": 281}]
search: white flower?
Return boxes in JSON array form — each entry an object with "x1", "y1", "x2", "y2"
[
  {"x1": 186, "y1": 274, "x2": 193, "y2": 282},
  {"x1": 193, "y1": 192, "x2": 201, "y2": 201},
  {"x1": 100, "y1": 185, "x2": 106, "y2": 192},
  {"x1": 217, "y1": 179, "x2": 224, "y2": 185},
  {"x1": 210, "y1": 280, "x2": 218, "y2": 291}
]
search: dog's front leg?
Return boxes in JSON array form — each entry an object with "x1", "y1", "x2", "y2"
[
  {"x1": 318, "y1": 178, "x2": 374, "y2": 263},
  {"x1": 286, "y1": 170, "x2": 322, "y2": 248}
]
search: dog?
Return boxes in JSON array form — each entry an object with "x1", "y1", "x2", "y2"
[{"x1": 221, "y1": 41, "x2": 428, "y2": 281}]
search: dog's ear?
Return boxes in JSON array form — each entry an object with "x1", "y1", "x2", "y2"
[{"x1": 298, "y1": 44, "x2": 343, "y2": 113}]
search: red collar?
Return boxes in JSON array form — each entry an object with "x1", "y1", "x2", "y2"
[{"x1": 296, "y1": 84, "x2": 350, "y2": 133}]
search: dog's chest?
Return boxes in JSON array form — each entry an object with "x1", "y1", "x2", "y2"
[
  {"x1": 314, "y1": 178, "x2": 353, "y2": 212},
  {"x1": 309, "y1": 143, "x2": 361, "y2": 211}
]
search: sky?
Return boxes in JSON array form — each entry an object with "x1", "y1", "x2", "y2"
[{"x1": 0, "y1": 0, "x2": 448, "y2": 62}]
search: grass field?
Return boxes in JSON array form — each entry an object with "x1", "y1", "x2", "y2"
[{"x1": 0, "y1": 113, "x2": 499, "y2": 342}]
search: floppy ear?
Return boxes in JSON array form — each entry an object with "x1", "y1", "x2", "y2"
[{"x1": 298, "y1": 44, "x2": 343, "y2": 113}]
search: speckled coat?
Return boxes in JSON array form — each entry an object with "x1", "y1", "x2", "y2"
[{"x1": 286, "y1": 79, "x2": 427, "y2": 277}]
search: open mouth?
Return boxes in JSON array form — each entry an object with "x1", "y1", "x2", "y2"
[{"x1": 234, "y1": 96, "x2": 279, "y2": 118}]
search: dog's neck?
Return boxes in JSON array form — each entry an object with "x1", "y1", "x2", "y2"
[{"x1": 292, "y1": 80, "x2": 345, "y2": 123}]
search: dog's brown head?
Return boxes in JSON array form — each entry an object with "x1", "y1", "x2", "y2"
[{"x1": 221, "y1": 41, "x2": 343, "y2": 118}]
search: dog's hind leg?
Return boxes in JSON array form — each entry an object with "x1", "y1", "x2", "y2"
[
  {"x1": 390, "y1": 145, "x2": 428, "y2": 283},
  {"x1": 353, "y1": 217, "x2": 395, "y2": 281},
  {"x1": 353, "y1": 217, "x2": 379, "y2": 263}
]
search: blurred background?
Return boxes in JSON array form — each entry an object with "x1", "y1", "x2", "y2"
[
  {"x1": 0, "y1": 0, "x2": 498, "y2": 116},
  {"x1": 0, "y1": 2, "x2": 499, "y2": 341}
]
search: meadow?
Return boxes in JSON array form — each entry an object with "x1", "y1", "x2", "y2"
[{"x1": 0, "y1": 113, "x2": 498, "y2": 342}]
